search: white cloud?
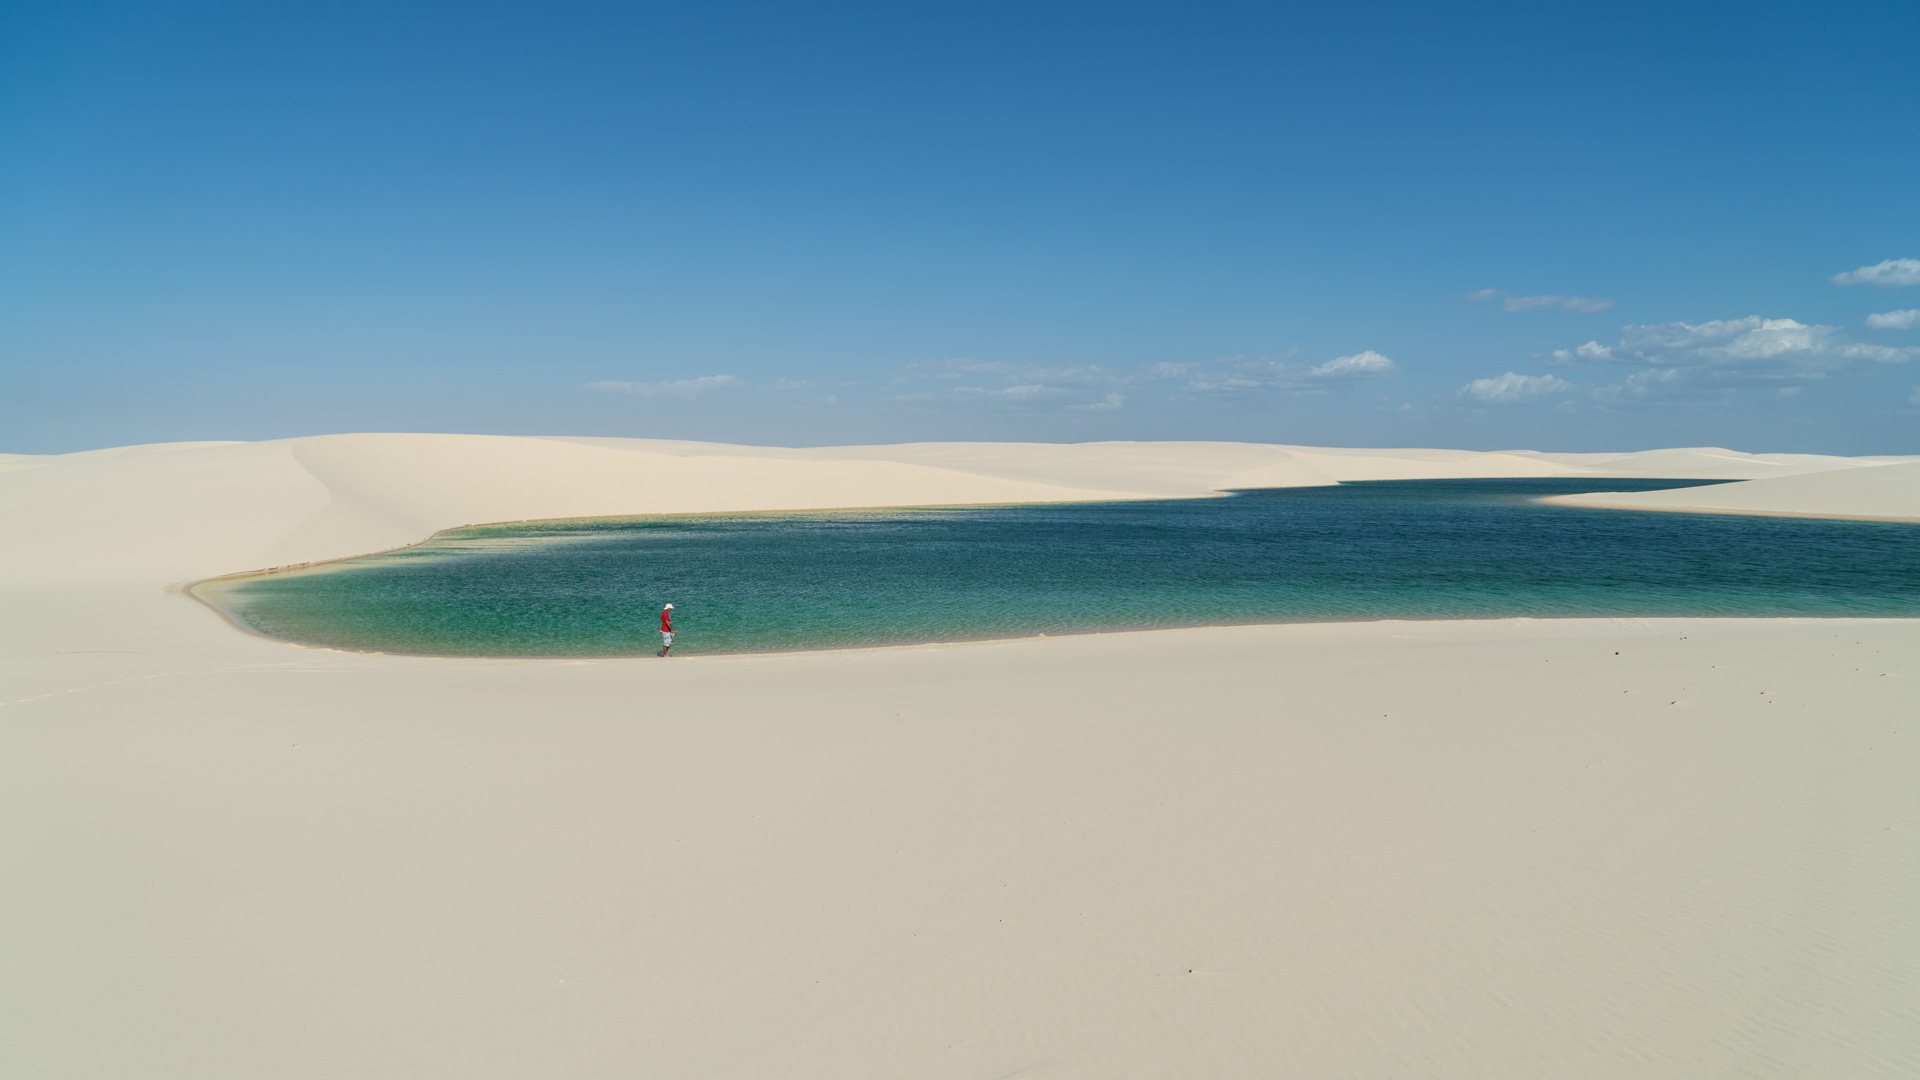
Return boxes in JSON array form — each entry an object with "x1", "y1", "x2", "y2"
[
  {"x1": 1469, "y1": 289, "x2": 1614, "y2": 314},
  {"x1": 1542, "y1": 316, "x2": 1920, "y2": 407},
  {"x1": 1460, "y1": 372, "x2": 1573, "y2": 405},
  {"x1": 1307, "y1": 350, "x2": 1399, "y2": 379},
  {"x1": 1544, "y1": 340, "x2": 1616, "y2": 365},
  {"x1": 586, "y1": 375, "x2": 744, "y2": 399},
  {"x1": 1547, "y1": 316, "x2": 1918, "y2": 379},
  {"x1": 1183, "y1": 350, "x2": 1396, "y2": 395},
  {"x1": 1912, "y1": 386, "x2": 1920, "y2": 407},
  {"x1": 1866, "y1": 308, "x2": 1920, "y2": 331},
  {"x1": 1831, "y1": 259, "x2": 1920, "y2": 287}
]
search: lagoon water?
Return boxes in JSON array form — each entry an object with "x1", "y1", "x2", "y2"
[{"x1": 199, "y1": 479, "x2": 1920, "y2": 657}]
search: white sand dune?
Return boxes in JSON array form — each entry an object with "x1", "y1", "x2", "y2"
[
  {"x1": 3, "y1": 434, "x2": 1917, "y2": 1079},
  {"x1": 1523, "y1": 446, "x2": 1918, "y2": 479},
  {"x1": 4, "y1": 434, "x2": 1910, "y2": 587},
  {"x1": 1546, "y1": 460, "x2": 1920, "y2": 522},
  {"x1": 0, "y1": 435, "x2": 1149, "y2": 586}
]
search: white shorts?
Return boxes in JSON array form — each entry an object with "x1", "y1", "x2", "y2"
[{"x1": 661, "y1": 631, "x2": 674, "y2": 646}]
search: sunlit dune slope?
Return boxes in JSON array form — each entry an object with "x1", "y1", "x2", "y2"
[
  {"x1": 2, "y1": 433, "x2": 1911, "y2": 588},
  {"x1": 1545, "y1": 460, "x2": 1920, "y2": 522}
]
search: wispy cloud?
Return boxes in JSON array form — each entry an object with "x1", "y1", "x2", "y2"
[
  {"x1": 586, "y1": 375, "x2": 744, "y2": 399},
  {"x1": 1307, "y1": 350, "x2": 1399, "y2": 378},
  {"x1": 1866, "y1": 309, "x2": 1920, "y2": 331},
  {"x1": 893, "y1": 350, "x2": 1398, "y2": 411},
  {"x1": 1182, "y1": 351, "x2": 1397, "y2": 395},
  {"x1": 1182, "y1": 355, "x2": 1298, "y2": 393},
  {"x1": 756, "y1": 377, "x2": 841, "y2": 408},
  {"x1": 1544, "y1": 340, "x2": 1617, "y2": 364},
  {"x1": 1539, "y1": 315, "x2": 1919, "y2": 407},
  {"x1": 893, "y1": 359, "x2": 1152, "y2": 411},
  {"x1": 1468, "y1": 289, "x2": 1614, "y2": 314},
  {"x1": 1545, "y1": 317, "x2": 1917, "y2": 379},
  {"x1": 1831, "y1": 258, "x2": 1920, "y2": 287},
  {"x1": 1587, "y1": 367, "x2": 1716, "y2": 408},
  {"x1": 1459, "y1": 372, "x2": 1573, "y2": 405}
]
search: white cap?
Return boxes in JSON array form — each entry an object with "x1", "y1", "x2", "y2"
[{"x1": 664, "y1": 603, "x2": 674, "y2": 610}]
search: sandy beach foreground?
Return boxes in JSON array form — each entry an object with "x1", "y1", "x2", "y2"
[{"x1": 3, "y1": 435, "x2": 1918, "y2": 1078}]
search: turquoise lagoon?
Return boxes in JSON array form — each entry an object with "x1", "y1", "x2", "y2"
[{"x1": 197, "y1": 479, "x2": 1920, "y2": 657}]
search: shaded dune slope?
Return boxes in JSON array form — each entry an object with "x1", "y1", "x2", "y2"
[{"x1": 1, "y1": 434, "x2": 1913, "y2": 589}]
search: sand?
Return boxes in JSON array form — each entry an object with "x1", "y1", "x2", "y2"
[
  {"x1": 1545, "y1": 460, "x2": 1920, "y2": 523},
  {"x1": 3, "y1": 434, "x2": 1917, "y2": 1078}
]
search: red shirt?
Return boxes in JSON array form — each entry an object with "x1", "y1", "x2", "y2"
[{"x1": 660, "y1": 609, "x2": 673, "y2": 632}]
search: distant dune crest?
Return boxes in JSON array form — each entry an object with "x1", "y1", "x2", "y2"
[{"x1": 1, "y1": 434, "x2": 1914, "y2": 588}]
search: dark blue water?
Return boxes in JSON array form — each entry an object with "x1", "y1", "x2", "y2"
[{"x1": 198, "y1": 479, "x2": 1920, "y2": 656}]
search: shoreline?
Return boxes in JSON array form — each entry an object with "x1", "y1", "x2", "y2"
[
  {"x1": 186, "y1": 481, "x2": 1920, "y2": 662},
  {"x1": 179, "y1": 609, "x2": 1920, "y2": 662},
  {"x1": 1540, "y1": 492, "x2": 1920, "y2": 524},
  {"x1": 181, "y1": 497, "x2": 1178, "y2": 658}
]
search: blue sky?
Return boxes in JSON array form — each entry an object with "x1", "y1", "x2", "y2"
[{"x1": 4, "y1": 0, "x2": 1918, "y2": 454}]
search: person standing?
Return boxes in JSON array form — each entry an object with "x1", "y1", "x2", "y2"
[{"x1": 658, "y1": 603, "x2": 674, "y2": 657}]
